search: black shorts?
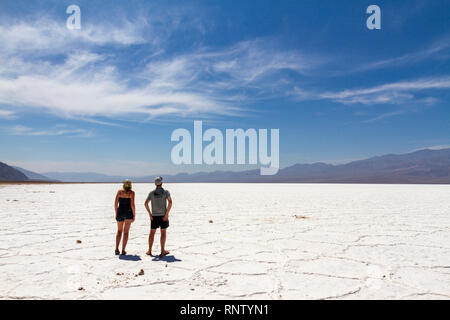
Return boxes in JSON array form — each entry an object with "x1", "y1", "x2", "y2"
[
  {"x1": 151, "y1": 216, "x2": 169, "y2": 229},
  {"x1": 116, "y1": 211, "x2": 133, "y2": 222}
]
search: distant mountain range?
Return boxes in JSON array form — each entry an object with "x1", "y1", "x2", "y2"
[
  {"x1": 12, "y1": 166, "x2": 56, "y2": 182},
  {"x1": 42, "y1": 148, "x2": 450, "y2": 184},
  {"x1": 0, "y1": 163, "x2": 56, "y2": 181},
  {"x1": 42, "y1": 171, "x2": 118, "y2": 182},
  {"x1": 1, "y1": 148, "x2": 449, "y2": 183}
]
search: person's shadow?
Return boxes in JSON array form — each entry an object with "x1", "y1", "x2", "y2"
[
  {"x1": 119, "y1": 254, "x2": 142, "y2": 261},
  {"x1": 151, "y1": 255, "x2": 182, "y2": 263}
]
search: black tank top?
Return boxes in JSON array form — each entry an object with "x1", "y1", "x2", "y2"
[{"x1": 117, "y1": 197, "x2": 132, "y2": 215}]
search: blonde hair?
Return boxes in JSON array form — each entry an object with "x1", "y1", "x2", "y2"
[{"x1": 123, "y1": 179, "x2": 132, "y2": 192}]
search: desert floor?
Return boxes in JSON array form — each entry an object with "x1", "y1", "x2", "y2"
[{"x1": 0, "y1": 183, "x2": 449, "y2": 299}]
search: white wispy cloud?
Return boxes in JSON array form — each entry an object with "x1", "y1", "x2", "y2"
[
  {"x1": 355, "y1": 39, "x2": 450, "y2": 72},
  {"x1": 0, "y1": 14, "x2": 317, "y2": 121},
  {"x1": 319, "y1": 77, "x2": 450, "y2": 105},
  {"x1": 0, "y1": 17, "x2": 147, "y2": 55},
  {"x1": 0, "y1": 109, "x2": 15, "y2": 119},
  {"x1": 208, "y1": 39, "x2": 315, "y2": 83},
  {"x1": 0, "y1": 12, "x2": 447, "y2": 125},
  {"x1": 8, "y1": 125, "x2": 92, "y2": 137},
  {"x1": 413, "y1": 145, "x2": 450, "y2": 151},
  {"x1": 140, "y1": 39, "x2": 318, "y2": 102},
  {"x1": 362, "y1": 111, "x2": 406, "y2": 123}
]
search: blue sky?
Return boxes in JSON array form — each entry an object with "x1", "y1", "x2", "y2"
[{"x1": 0, "y1": 0, "x2": 449, "y2": 175}]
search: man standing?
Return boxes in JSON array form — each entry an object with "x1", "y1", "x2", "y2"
[{"x1": 145, "y1": 176, "x2": 172, "y2": 257}]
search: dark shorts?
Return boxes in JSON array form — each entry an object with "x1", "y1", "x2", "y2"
[
  {"x1": 116, "y1": 211, "x2": 133, "y2": 222},
  {"x1": 151, "y1": 216, "x2": 169, "y2": 229}
]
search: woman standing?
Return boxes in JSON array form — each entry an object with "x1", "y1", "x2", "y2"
[{"x1": 114, "y1": 179, "x2": 135, "y2": 255}]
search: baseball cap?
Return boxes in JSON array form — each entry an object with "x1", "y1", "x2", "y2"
[{"x1": 154, "y1": 176, "x2": 163, "y2": 185}]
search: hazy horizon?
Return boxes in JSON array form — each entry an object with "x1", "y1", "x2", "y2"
[{"x1": 5, "y1": 146, "x2": 449, "y2": 177}]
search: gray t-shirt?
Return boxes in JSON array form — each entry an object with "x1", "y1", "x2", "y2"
[{"x1": 146, "y1": 188, "x2": 171, "y2": 216}]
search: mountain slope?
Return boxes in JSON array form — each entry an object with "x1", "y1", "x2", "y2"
[
  {"x1": 0, "y1": 162, "x2": 29, "y2": 181},
  {"x1": 12, "y1": 166, "x2": 56, "y2": 181}
]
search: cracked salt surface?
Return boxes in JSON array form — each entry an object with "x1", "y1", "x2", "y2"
[{"x1": 0, "y1": 183, "x2": 449, "y2": 299}]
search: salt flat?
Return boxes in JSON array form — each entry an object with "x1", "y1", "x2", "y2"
[{"x1": 0, "y1": 183, "x2": 449, "y2": 300}]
